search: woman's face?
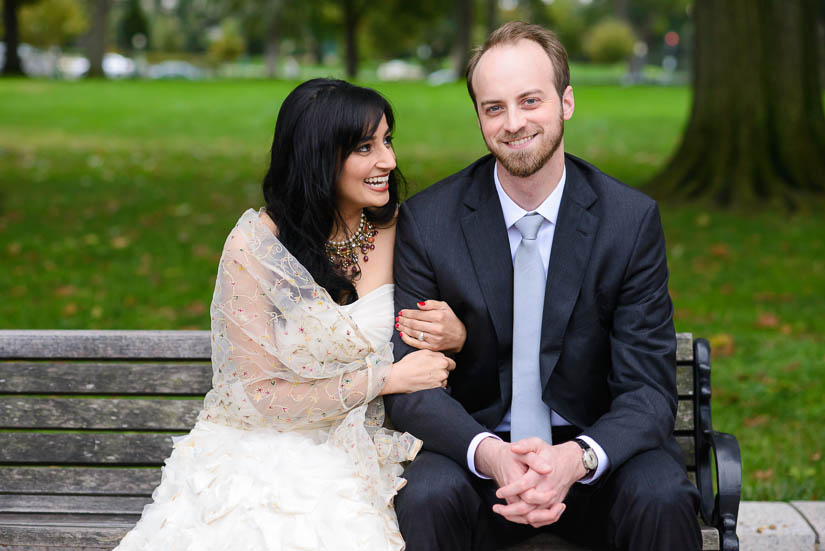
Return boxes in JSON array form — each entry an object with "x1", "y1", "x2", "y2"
[{"x1": 336, "y1": 114, "x2": 396, "y2": 217}]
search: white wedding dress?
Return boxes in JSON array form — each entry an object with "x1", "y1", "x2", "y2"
[{"x1": 115, "y1": 210, "x2": 419, "y2": 551}]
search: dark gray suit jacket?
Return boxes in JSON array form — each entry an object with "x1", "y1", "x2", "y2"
[{"x1": 385, "y1": 153, "x2": 682, "y2": 476}]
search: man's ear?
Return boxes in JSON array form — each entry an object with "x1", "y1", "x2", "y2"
[{"x1": 562, "y1": 85, "x2": 575, "y2": 121}]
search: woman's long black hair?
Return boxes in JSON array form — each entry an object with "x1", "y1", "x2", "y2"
[{"x1": 262, "y1": 78, "x2": 402, "y2": 304}]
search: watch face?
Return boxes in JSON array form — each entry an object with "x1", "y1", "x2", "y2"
[{"x1": 584, "y1": 449, "x2": 598, "y2": 471}]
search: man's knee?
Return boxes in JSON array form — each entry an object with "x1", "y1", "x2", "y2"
[{"x1": 397, "y1": 451, "x2": 480, "y2": 519}]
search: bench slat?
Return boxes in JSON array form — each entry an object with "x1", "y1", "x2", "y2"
[
  {"x1": 0, "y1": 522, "x2": 129, "y2": 548},
  {"x1": 675, "y1": 332, "x2": 693, "y2": 362},
  {"x1": 1, "y1": 398, "x2": 202, "y2": 430},
  {"x1": 0, "y1": 467, "x2": 160, "y2": 496},
  {"x1": 0, "y1": 361, "x2": 212, "y2": 395},
  {"x1": 677, "y1": 364, "x2": 694, "y2": 396},
  {"x1": 0, "y1": 433, "x2": 176, "y2": 465},
  {"x1": 0, "y1": 494, "x2": 150, "y2": 515},
  {"x1": 0, "y1": 331, "x2": 210, "y2": 360}
]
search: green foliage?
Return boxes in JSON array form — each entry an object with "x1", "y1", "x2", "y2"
[
  {"x1": 116, "y1": 0, "x2": 150, "y2": 51},
  {"x1": 583, "y1": 17, "x2": 636, "y2": 64},
  {"x1": 0, "y1": 79, "x2": 823, "y2": 502},
  {"x1": 19, "y1": 0, "x2": 87, "y2": 48},
  {"x1": 150, "y1": 14, "x2": 184, "y2": 53},
  {"x1": 208, "y1": 18, "x2": 246, "y2": 65}
]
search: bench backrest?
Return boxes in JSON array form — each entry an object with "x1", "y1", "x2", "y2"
[{"x1": 0, "y1": 330, "x2": 698, "y2": 498}]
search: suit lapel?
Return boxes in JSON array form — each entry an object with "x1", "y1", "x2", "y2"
[
  {"x1": 460, "y1": 159, "x2": 514, "y2": 349},
  {"x1": 539, "y1": 158, "x2": 599, "y2": 390}
]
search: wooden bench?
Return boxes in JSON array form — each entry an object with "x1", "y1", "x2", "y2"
[{"x1": 0, "y1": 331, "x2": 741, "y2": 551}]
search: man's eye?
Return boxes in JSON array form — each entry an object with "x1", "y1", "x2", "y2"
[
  {"x1": 524, "y1": 98, "x2": 539, "y2": 105},
  {"x1": 487, "y1": 106, "x2": 502, "y2": 114}
]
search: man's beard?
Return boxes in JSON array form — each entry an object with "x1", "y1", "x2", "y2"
[{"x1": 487, "y1": 117, "x2": 564, "y2": 178}]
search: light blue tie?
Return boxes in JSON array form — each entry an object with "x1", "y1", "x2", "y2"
[{"x1": 511, "y1": 213, "x2": 553, "y2": 444}]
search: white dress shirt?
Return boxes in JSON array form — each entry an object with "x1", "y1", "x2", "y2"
[{"x1": 466, "y1": 162, "x2": 610, "y2": 484}]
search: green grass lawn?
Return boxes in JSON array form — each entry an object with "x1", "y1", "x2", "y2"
[{"x1": 1, "y1": 78, "x2": 823, "y2": 501}]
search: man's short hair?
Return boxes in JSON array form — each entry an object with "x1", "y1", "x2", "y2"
[{"x1": 465, "y1": 21, "x2": 570, "y2": 108}]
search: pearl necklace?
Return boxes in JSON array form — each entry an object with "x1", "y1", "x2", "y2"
[{"x1": 325, "y1": 211, "x2": 377, "y2": 275}]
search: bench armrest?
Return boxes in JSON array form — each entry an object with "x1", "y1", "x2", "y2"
[{"x1": 693, "y1": 338, "x2": 741, "y2": 551}]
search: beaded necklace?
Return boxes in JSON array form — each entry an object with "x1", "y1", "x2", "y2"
[{"x1": 325, "y1": 211, "x2": 377, "y2": 275}]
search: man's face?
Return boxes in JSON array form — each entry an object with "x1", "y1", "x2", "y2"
[{"x1": 472, "y1": 39, "x2": 574, "y2": 178}]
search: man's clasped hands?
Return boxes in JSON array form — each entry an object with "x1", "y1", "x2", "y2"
[{"x1": 475, "y1": 436, "x2": 588, "y2": 528}]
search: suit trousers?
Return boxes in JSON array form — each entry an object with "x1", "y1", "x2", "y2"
[{"x1": 395, "y1": 446, "x2": 702, "y2": 551}]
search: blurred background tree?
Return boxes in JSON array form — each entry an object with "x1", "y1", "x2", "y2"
[{"x1": 647, "y1": 0, "x2": 825, "y2": 208}]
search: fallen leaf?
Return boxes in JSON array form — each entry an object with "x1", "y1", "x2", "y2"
[
  {"x1": 55, "y1": 285, "x2": 76, "y2": 297},
  {"x1": 91, "y1": 306, "x2": 103, "y2": 319},
  {"x1": 753, "y1": 468, "x2": 775, "y2": 481},
  {"x1": 781, "y1": 361, "x2": 800, "y2": 373},
  {"x1": 62, "y1": 303, "x2": 78, "y2": 316},
  {"x1": 696, "y1": 213, "x2": 710, "y2": 227},
  {"x1": 780, "y1": 324, "x2": 792, "y2": 335},
  {"x1": 812, "y1": 452, "x2": 822, "y2": 462},
  {"x1": 186, "y1": 301, "x2": 207, "y2": 315},
  {"x1": 720, "y1": 283, "x2": 733, "y2": 295},
  {"x1": 709, "y1": 333, "x2": 735, "y2": 357},
  {"x1": 756, "y1": 312, "x2": 779, "y2": 328},
  {"x1": 710, "y1": 243, "x2": 731, "y2": 258},
  {"x1": 6, "y1": 242, "x2": 21, "y2": 255},
  {"x1": 111, "y1": 236, "x2": 130, "y2": 249},
  {"x1": 744, "y1": 415, "x2": 769, "y2": 428}
]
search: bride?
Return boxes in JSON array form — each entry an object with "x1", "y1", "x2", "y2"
[{"x1": 114, "y1": 79, "x2": 465, "y2": 551}]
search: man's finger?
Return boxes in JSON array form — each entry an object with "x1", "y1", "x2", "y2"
[
  {"x1": 492, "y1": 500, "x2": 535, "y2": 518},
  {"x1": 510, "y1": 437, "x2": 547, "y2": 454},
  {"x1": 526, "y1": 503, "x2": 566, "y2": 528},
  {"x1": 520, "y1": 452, "x2": 553, "y2": 474}
]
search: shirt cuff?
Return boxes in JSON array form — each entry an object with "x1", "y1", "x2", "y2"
[
  {"x1": 467, "y1": 432, "x2": 501, "y2": 479},
  {"x1": 576, "y1": 434, "x2": 610, "y2": 484}
]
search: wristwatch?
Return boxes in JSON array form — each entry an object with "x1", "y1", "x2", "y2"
[{"x1": 574, "y1": 438, "x2": 598, "y2": 475}]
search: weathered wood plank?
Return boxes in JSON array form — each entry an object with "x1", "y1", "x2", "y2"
[
  {"x1": 0, "y1": 331, "x2": 210, "y2": 360},
  {"x1": 0, "y1": 361, "x2": 212, "y2": 395},
  {"x1": 0, "y1": 433, "x2": 176, "y2": 465},
  {"x1": 677, "y1": 364, "x2": 694, "y2": 396},
  {"x1": 0, "y1": 494, "x2": 150, "y2": 515},
  {"x1": 678, "y1": 435, "x2": 696, "y2": 468},
  {"x1": 1, "y1": 397, "x2": 202, "y2": 430},
  {"x1": 0, "y1": 522, "x2": 129, "y2": 547},
  {"x1": 0, "y1": 467, "x2": 160, "y2": 496},
  {"x1": 676, "y1": 399, "x2": 694, "y2": 432},
  {"x1": 676, "y1": 332, "x2": 693, "y2": 362}
]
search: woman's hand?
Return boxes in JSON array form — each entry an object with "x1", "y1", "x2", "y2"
[
  {"x1": 381, "y1": 349, "x2": 456, "y2": 395},
  {"x1": 396, "y1": 300, "x2": 467, "y2": 354}
]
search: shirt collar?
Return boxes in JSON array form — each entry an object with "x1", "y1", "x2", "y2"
[{"x1": 493, "y1": 161, "x2": 566, "y2": 229}]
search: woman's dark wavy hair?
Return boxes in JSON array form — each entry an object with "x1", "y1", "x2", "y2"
[{"x1": 262, "y1": 78, "x2": 403, "y2": 304}]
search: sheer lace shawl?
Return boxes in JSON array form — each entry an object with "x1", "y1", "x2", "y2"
[{"x1": 202, "y1": 208, "x2": 398, "y2": 432}]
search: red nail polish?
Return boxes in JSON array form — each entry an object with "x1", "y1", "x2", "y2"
[
  {"x1": 417, "y1": 301, "x2": 425, "y2": 307},
  {"x1": 400, "y1": 332, "x2": 404, "y2": 337},
  {"x1": 395, "y1": 323, "x2": 399, "y2": 328},
  {"x1": 395, "y1": 316, "x2": 399, "y2": 322}
]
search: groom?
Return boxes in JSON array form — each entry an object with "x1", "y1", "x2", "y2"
[{"x1": 386, "y1": 21, "x2": 701, "y2": 551}]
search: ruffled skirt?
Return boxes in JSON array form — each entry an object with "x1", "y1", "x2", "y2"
[{"x1": 114, "y1": 414, "x2": 410, "y2": 551}]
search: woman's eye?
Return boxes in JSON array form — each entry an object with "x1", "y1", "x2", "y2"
[
  {"x1": 384, "y1": 135, "x2": 394, "y2": 146},
  {"x1": 357, "y1": 144, "x2": 371, "y2": 153}
]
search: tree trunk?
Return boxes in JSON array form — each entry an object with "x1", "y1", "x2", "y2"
[
  {"x1": 264, "y1": 13, "x2": 280, "y2": 78},
  {"x1": 646, "y1": 0, "x2": 825, "y2": 209},
  {"x1": 85, "y1": 0, "x2": 113, "y2": 78},
  {"x1": 486, "y1": 0, "x2": 496, "y2": 36},
  {"x1": 2, "y1": 0, "x2": 24, "y2": 76},
  {"x1": 453, "y1": 0, "x2": 473, "y2": 77},
  {"x1": 343, "y1": 0, "x2": 359, "y2": 79}
]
